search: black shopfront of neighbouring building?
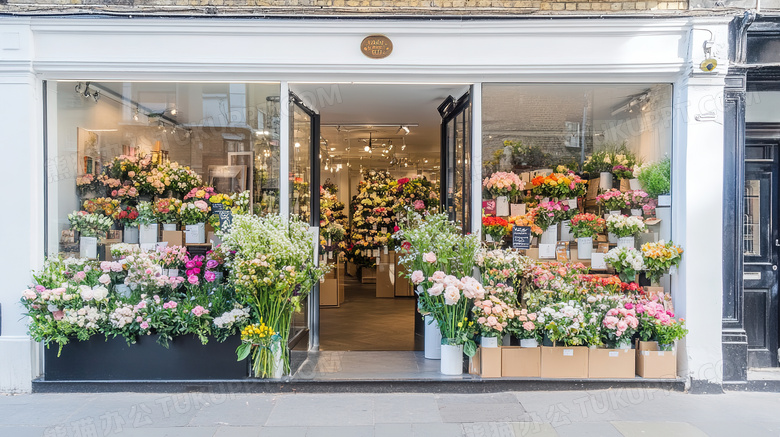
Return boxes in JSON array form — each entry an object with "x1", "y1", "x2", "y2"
[{"x1": 723, "y1": 12, "x2": 780, "y2": 385}]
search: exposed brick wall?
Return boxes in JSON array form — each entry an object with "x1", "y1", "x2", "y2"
[{"x1": 2, "y1": 0, "x2": 691, "y2": 14}]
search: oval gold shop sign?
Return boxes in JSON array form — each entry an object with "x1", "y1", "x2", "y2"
[{"x1": 361, "y1": 35, "x2": 393, "y2": 59}]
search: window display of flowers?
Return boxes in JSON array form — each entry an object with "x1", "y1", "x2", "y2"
[
  {"x1": 569, "y1": 213, "x2": 606, "y2": 238},
  {"x1": 583, "y1": 146, "x2": 637, "y2": 178},
  {"x1": 530, "y1": 172, "x2": 586, "y2": 200},
  {"x1": 537, "y1": 301, "x2": 587, "y2": 346},
  {"x1": 601, "y1": 304, "x2": 639, "y2": 348},
  {"x1": 158, "y1": 162, "x2": 203, "y2": 195},
  {"x1": 104, "y1": 155, "x2": 146, "y2": 181},
  {"x1": 209, "y1": 193, "x2": 234, "y2": 210},
  {"x1": 184, "y1": 186, "x2": 217, "y2": 201},
  {"x1": 483, "y1": 171, "x2": 524, "y2": 199},
  {"x1": 605, "y1": 246, "x2": 645, "y2": 282},
  {"x1": 641, "y1": 240, "x2": 684, "y2": 284},
  {"x1": 605, "y1": 214, "x2": 646, "y2": 238},
  {"x1": 596, "y1": 189, "x2": 628, "y2": 212},
  {"x1": 179, "y1": 200, "x2": 210, "y2": 225},
  {"x1": 154, "y1": 198, "x2": 182, "y2": 224},
  {"x1": 623, "y1": 190, "x2": 652, "y2": 211},
  {"x1": 395, "y1": 176, "x2": 440, "y2": 214},
  {"x1": 68, "y1": 211, "x2": 113, "y2": 237},
  {"x1": 636, "y1": 157, "x2": 671, "y2": 198},
  {"x1": 482, "y1": 216, "x2": 509, "y2": 242}
]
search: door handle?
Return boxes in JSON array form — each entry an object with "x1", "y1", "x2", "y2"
[
  {"x1": 774, "y1": 265, "x2": 778, "y2": 271},
  {"x1": 776, "y1": 239, "x2": 780, "y2": 247}
]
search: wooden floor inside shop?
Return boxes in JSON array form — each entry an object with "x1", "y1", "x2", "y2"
[{"x1": 319, "y1": 274, "x2": 417, "y2": 351}]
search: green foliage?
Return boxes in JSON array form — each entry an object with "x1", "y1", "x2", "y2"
[{"x1": 637, "y1": 157, "x2": 671, "y2": 197}]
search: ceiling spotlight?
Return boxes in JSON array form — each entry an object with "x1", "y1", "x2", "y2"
[
  {"x1": 364, "y1": 145, "x2": 371, "y2": 152},
  {"x1": 295, "y1": 142, "x2": 301, "y2": 148},
  {"x1": 133, "y1": 108, "x2": 140, "y2": 122},
  {"x1": 424, "y1": 159, "x2": 428, "y2": 163},
  {"x1": 170, "y1": 108, "x2": 178, "y2": 116}
]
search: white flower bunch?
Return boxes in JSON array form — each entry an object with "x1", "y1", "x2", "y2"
[
  {"x1": 64, "y1": 306, "x2": 105, "y2": 329},
  {"x1": 109, "y1": 304, "x2": 137, "y2": 329},
  {"x1": 78, "y1": 285, "x2": 109, "y2": 302},
  {"x1": 605, "y1": 246, "x2": 645, "y2": 272},
  {"x1": 221, "y1": 214, "x2": 314, "y2": 268},
  {"x1": 110, "y1": 243, "x2": 141, "y2": 258},
  {"x1": 213, "y1": 306, "x2": 251, "y2": 329},
  {"x1": 606, "y1": 214, "x2": 646, "y2": 238}
]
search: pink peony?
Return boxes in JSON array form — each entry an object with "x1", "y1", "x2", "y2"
[
  {"x1": 52, "y1": 310, "x2": 65, "y2": 321},
  {"x1": 204, "y1": 271, "x2": 216, "y2": 283},
  {"x1": 188, "y1": 275, "x2": 199, "y2": 285},
  {"x1": 423, "y1": 252, "x2": 437, "y2": 263},
  {"x1": 413, "y1": 200, "x2": 425, "y2": 210},
  {"x1": 410, "y1": 270, "x2": 425, "y2": 285},
  {"x1": 522, "y1": 321, "x2": 535, "y2": 331},
  {"x1": 431, "y1": 271, "x2": 446, "y2": 281},
  {"x1": 140, "y1": 321, "x2": 149, "y2": 330},
  {"x1": 428, "y1": 283, "x2": 444, "y2": 296},
  {"x1": 22, "y1": 289, "x2": 37, "y2": 300},
  {"x1": 206, "y1": 260, "x2": 218, "y2": 269},
  {"x1": 443, "y1": 286, "x2": 460, "y2": 305}
]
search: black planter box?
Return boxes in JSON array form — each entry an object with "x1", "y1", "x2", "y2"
[{"x1": 44, "y1": 334, "x2": 248, "y2": 380}]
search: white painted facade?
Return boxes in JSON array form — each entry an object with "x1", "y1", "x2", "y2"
[{"x1": 0, "y1": 16, "x2": 732, "y2": 392}]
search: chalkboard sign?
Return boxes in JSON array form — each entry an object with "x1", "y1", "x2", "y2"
[
  {"x1": 512, "y1": 226, "x2": 532, "y2": 250},
  {"x1": 217, "y1": 209, "x2": 233, "y2": 231},
  {"x1": 211, "y1": 203, "x2": 225, "y2": 212}
]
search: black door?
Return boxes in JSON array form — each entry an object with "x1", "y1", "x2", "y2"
[
  {"x1": 744, "y1": 126, "x2": 780, "y2": 368},
  {"x1": 439, "y1": 91, "x2": 472, "y2": 232}
]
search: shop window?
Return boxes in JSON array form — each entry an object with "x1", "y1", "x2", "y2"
[
  {"x1": 47, "y1": 81, "x2": 281, "y2": 256},
  {"x1": 480, "y1": 83, "x2": 674, "y2": 283}
]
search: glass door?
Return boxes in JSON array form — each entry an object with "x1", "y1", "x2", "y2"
[
  {"x1": 288, "y1": 92, "x2": 320, "y2": 349},
  {"x1": 439, "y1": 91, "x2": 472, "y2": 232}
]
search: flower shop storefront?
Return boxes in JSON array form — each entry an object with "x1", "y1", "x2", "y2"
[{"x1": 0, "y1": 16, "x2": 733, "y2": 392}]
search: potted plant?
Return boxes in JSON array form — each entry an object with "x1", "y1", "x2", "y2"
[
  {"x1": 637, "y1": 300, "x2": 688, "y2": 351},
  {"x1": 68, "y1": 211, "x2": 113, "y2": 258},
  {"x1": 569, "y1": 213, "x2": 605, "y2": 259},
  {"x1": 530, "y1": 201, "x2": 571, "y2": 246},
  {"x1": 604, "y1": 246, "x2": 645, "y2": 283},
  {"x1": 640, "y1": 240, "x2": 683, "y2": 285},
  {"x1": 508, "y1": 308, "x2": 541, "y2": 348},
  {"x1": 636, "y1": 157, "x2": 671, "y2": 206},
  {"x1": 179, "y1": 200, "x2": 210, "y2": 244},
  {"x1": 605, "y1": 214, "x2": 646, "y2": 249},
  {"x1": 601, "y1": 305, "x2": 639, "y2": 349},
  {"x1": 624, "y1": 190, "x2": 651, "y2": 216},
  {"x1": 483, "y1": 171, "x2": 524, "y2": 217}
]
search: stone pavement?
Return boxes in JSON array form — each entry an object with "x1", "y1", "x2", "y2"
[{"x1": 1, "y1": 389, "x2": 779, "y2": 437}]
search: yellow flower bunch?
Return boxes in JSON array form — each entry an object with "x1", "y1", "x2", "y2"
[
  {"x1": 241, "y1": 322, "x2": 276, "y2": 344},
  {"x1": 210, "y1": 193, "x2": 233, "y2": 206}
]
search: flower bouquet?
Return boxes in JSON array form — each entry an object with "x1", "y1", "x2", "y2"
[
  {"x1": 482, "y1": 216, "x2": 509, "y2": 243},
  {"x1": 530, "y1": 172, "x2": 586, "y2": 201},
  {"x1": 472, "y1": 293, "x2": 513, "y2": 346},
  {"x1": 113, "y1": 205, "x2": 139, "y2": 227},
  {"x1": 624, "y1": 190, "x2": 651, "y2": 216},
  {"x1": 640, "y1": 240, "x2": 683, "y2": 284},
  {"x1": 483, "y1": 171, "x2": 524, "y2": 215},
  {"x1": 154, "y1": 198, "x2": 182, "y2": 227},
  {"x1": 180, "y1": 200, "x2": 210, "y2": 244},
  {"x1": 156, "y1": 245, "x2": 189, "y2": 273},
  {"x1": 507, "y1": 308, "x2": 541, "y2": 346},
  {"x1": 236, "y1": 321, "x2": 280, "y2": 375},
  {"x1": 159, "y1": 162, "x2": 203, "y2": 196},
  {"x1": 605, "y1": 246, "x2": 645, "y2": 283},
  {"x1": 76, "y1": 174, "x2": 102, "y2": 197},
  {"x1": 111, "y1": 185, "x2": 139, "y2": 202},
  {"x1": 569, "y1": 213, "x2": 605, "y2": 259},
  {"x1": 601, "y1": 305, "x2": 639, "y2": 348},
  {"x1": 596, "y1": 189, "x2": 627, "y2": 213},
  {"x1": 529, "y1": 200, "x2": 571, "y2": 244},
  {"x1": 82, "y1": 197, "x2": 121, "y2": 218},
  {"x1": 606, "y1": 214, "x2": 645, "y2": 248},
  {"x1": 637, "y1": 300, "x2": 688, "y2": 350},
  {"x1": 184, "y1": 186, "x2": 217, "y2": 202},
  {"x1": 223, "y1": 214, "x2": 326, "y2": 378},
  {"x1": 476, "y1": 248, "x2": 533, "y2": 288},
  {"x1": 510, "y1": 214, "x2": 543, "y2": 237},
  {"x1": 68, "y1": 211, "x2": 113, "y2": 238},
  {"x1": 537, "y1": 301, "x2": 587, "y2": 346},
  {"x1": 612, "y1": 165, "x2": 633, "y2": 180},
  {"x1": 133, "y1": 167, "x2": 168, "y2": 197}
]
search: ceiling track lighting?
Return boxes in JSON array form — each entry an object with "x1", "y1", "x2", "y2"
[{"x1": 75, "y1": 82, "x2": 100, "y2": 102}]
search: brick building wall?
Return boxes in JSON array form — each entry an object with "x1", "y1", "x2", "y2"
[{"x1": 1, "y1": 0, "x2": 692, "y2": 14}]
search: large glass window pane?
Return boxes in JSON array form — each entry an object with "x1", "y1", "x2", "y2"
[{"x1": 48, "y1": 81, "x2": 281, "y2": 256}]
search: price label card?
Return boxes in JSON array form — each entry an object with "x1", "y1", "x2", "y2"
[
  {"x1": 539, "y1": 244, "x2": 556, "y2": 259},
  {"x1": 609, "y1": 351, "x2": 619, "y2": 357},
  {"x1": 563, "y1": 349, "x2": 574, "y2": 356},
  {"x1": 591, "y1": 253, "x2": 607, "y2": 270},
  {"x1": 373, "y1": 249, "x2": 380, "y2": 258},
  {"x1": 384, "y1": 246, "x2": 388, "y2": 254}
]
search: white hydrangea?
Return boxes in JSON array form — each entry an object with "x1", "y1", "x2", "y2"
[
  {"x1": 64, "y1": 306, "x2": 105, "y2": 329},
  {"x1": 109, "y1": 304, "x2": 137, "y2": 329}
]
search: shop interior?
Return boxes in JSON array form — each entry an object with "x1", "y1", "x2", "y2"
[{"x1": 288, "y1": 83, "x2": 470, "y2": 352}]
